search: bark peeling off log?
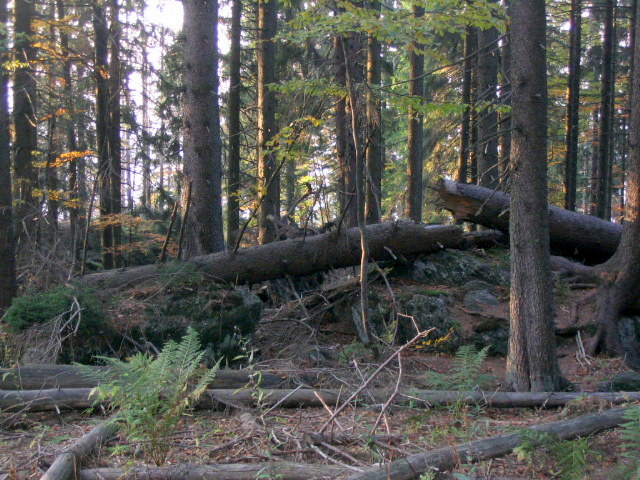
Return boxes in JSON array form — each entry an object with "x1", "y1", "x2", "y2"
[
  {"x1": 5, "y1": 387, "x2": 640, "y2": 413},
  {"x1": 81, "y1": 222, "x2": 464, "y2": 290},
  {"x1": 436, "y1": 179, "x2": 622, "y2": 264},
  {"x1": 78, "y1": 462, "x2": 345, "y2": 480}
]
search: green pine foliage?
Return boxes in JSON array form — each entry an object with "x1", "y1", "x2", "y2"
[{"x1": 88, "y1": 328, "x2": 219, "y2": 466}]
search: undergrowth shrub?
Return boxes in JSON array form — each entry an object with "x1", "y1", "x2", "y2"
[
  {"x1": 422, "y1": 345, "x2": 492, "y2": 392},
  {"x1": 1, "y1": 284, "x2": 108, "y2": 363},
  {"x1": 618, "y1": 406, "x2": 640, "y2": 479},
  {"x1": 87, "y1": 328, "x2": 219, "y2": 465}
]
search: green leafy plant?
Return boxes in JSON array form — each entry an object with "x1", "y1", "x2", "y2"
[
  {"x1": 549, "y1": 437, "x2": 592, "y2": 480},
  {"x1": 422, "y1": 345, "x2": 492, "y2": 393},
  {"x1": 618, "y1": 406, "x2": 640, "y2": 479},
  {"x1": 88, "y1": 328, "x2": 219, "y2": 465}
]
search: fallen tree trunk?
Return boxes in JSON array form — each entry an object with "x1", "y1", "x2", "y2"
[
  {"x1": 41, "y1": 420, "x2": 118, "y2": 480},
  {"x1": 0, "y1": 364, "x2": 287, "y2": 390},
  {"x1": 78, "y1": 462, "x2": 345, "y2": 480},
  {"x1": 81, "y1": 222, "x2": 464, "y2": 289},
  {"x1": 5, "y1": 387, "x2": 640, "y2": 413},
  {"x1": 435, "y1": 178, "x2": 622, "y2": 263},
  {"x1": 346, "y1": 406, "x2": 631, "y2": 480}
]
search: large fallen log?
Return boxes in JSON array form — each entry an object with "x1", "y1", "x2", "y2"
[
  {"x1": 5, "y1": 387, "x2": 640, "y2": 413},
  {"x1": 81, "y1": 222, "x2": 464, "y2": 289},
  {"x1": 41, "y1": 420, "x2": 118, "y2": 480},
  {"x1": 346, "y1": 406, "x2": 631, "y2": 480},
  {"x1": 78, "y1": 462, "x2": 345, "y2": 480},
  {"x1": 0, "y1": 364, "x2": 287, "y2": 390},
  {"x1": 435, "y1": 178, "x2": 622, "y2": 263}
]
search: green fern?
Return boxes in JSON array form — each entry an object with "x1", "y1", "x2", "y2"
[
  {"x1": 87, "y1": 328, "x2": 219, "y2": 465},
  {"x1": 423, "y1": 345, "x2": 492, "y2": 392},
  {"x1": 549, "y1": 437, "x2": 591, "y2": 480},
  {"x1": 619, "y1": 406, "x2": 640, "y2": 478}
]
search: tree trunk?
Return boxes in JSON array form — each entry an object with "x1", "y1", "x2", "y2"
[
  {"x1": 0, "y1": 364, "x2": 287, "y2": 391},
  {"x1": 227, "y1": 0, "x2": 243, "y2": 248},
  {"x1": 406, "y1": 5, "x2": 425, "y2": 222},
  {"x1": 458, "y1": 25, "x2": 476, "y2": 184},
  {"x1": 109, "y1": 0, "x2": 122, "y2": 267},
  {"x1": 257, "y1": 0, "x2": 279, "y2": 244},
  {"x1": 0, "y1": 0, "x2": 15, "y2": 312},
  {"x1": 79, "y1": 463, "x2": 345, "y2": 480},
  {"x1": 589, "y1": 0, "x2": 640, "y2": 368},
  {"x1": 181, "y1": 0, "x2": 225, "y2": 257},
  {"x1": 595, "y1": 0, "x2": 616, "y2": 220},
  {"x1": 476, "y1": 4, "x2": 500, "y2": 190},
  {"x1": 499, "y1": 16, "x2": 512, "y2": 187},
  {"x1": 13, "y1": 0, "x2": 39, "y2": 239},
  {"x1": 345, "y1": 407, "x2": 631, "y2": 480},
  {"x1": 506, "y1": 0, "x2": 566, "y2": 392},
  {"x1": 94, "y1": 5, "x2": 115, "y2": 269},
  {"x1": 365, "y1": 0, "x2": 383, "y2": 225},
  {"x1": 82, "y1": 222, "x2": 463, "y2": 290},
  {"x1": 564, "y1": 0, "x2": 583, "y2": 211},
  {"x1": 435, "y1": 179, "x2": 623, "y2": 264}
]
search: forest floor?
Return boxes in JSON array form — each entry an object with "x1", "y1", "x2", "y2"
[{"x1": 1, "y1": 250, "x2": 639, "y2": 480}]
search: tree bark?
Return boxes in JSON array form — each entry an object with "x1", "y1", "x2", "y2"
[
  {"x1": 6, "y1": 387, "x2": 640, "y2": 413},
  {"x1": 595, "y1": 0, "x2": 616, "y2": 220},
  {"x1": 0, "y1": 0, "x2": 15, "y2": 312},
  {"x1": 82, "y1": 222, "x2": 463, "y2": 290},
  {"x1": 476, "y1": 4, "x2": 500, "y2": 190},
  {"x1": 345, "y1": 407, "x2": 631, "y2": 480},
  {"x1": 406, "y1": 5, "x2": 425, "y2": 222},
  {"x1": 457, "y1": 25, "x2": 477, "y2": 184},
  {"x1": 13, "y1": 0, "x2": 39, "y2": 238},
  {"x1": 0, "y1": 365, "x2": 288, "y2": 391},
  {"x1": 79, "y1": 463, "x2": 345, "y2": 480},
  {"x1": 564, "y1": 0, "x2": 583, "y2": 211},
  {"x1": 506, "y1": 0, "x2": 566, "y2": 392},
  {"x1": 181, "y1": 0, "x2": 225, "y2": 257},
  {"x1": 257, "y1": 0, "x2": 280, "y2": 244},
  {"x1": 227, "y1": 0, "x2": 243, "y2": 248},
  {"x1": 588, "y1": 0, "x2": 640, "y2": 367},
  {"x1": 41, "y1": 421, "x2": 119, "y2": 480},
  {"x1": 365, "y1": 0, "x2": 383, "y2": 225},
  {"x1": 435, "y1": 179, "x2": 623, "y2": 264},
  {"x1": 108, "y1": 0, "x2": 122, "y2": 267}
]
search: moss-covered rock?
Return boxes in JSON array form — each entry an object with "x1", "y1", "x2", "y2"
[
  {"x1": 394, "y1": 250, "x2": 509, "y2": 287},
  {"x1": 468, "y1": 317, "x2": 510, "y2": 356}
]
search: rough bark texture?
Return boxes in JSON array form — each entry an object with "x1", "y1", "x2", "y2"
[
  {"x1": 589, "y1": 0, "x2": 640, "y2": 367},
  {"x1": 94, "y1": 6, "x2": 115, "y2": 269},
  {"x1": 365, "y1": 0, "x2": 383, "y2": 225},
  {"x1": 41, "y1": 421, "x2": 118, "y2": 480},
  {"x1": 227, "y1": 0, "x2": 243, "y2": 248},
  {"x1": 181, "y1": 0, "x2": 225, "y2": 257},
  {"x1": 436, "y1": 179, "x2": 623, "y2": 264},
  {"x1": 406, "y1": 5, "x2": 425, "y2": 222},
  {"x1": 257, "y1": 0, "x2": 279, "y2": 244},
  {"x1": 0, "y1": 0, "x2": 15, "y2": 311},
  {"x1": 13, "y1": 0, "x2": 38, "y2": 236},
  {"x1": 476, "y1": 5, "x2": 500, "y2": 190},
  {"x1": 457, "y1": 25, "x2": 476, "y2": 183},
  {"x1": 0, "y1": 365, "x2": 286, "y2": 391},
  {"x1": 108, "y1": 0, "x2": 122, "y2": 267},
  {"x1": 82, "y1": 222, "x2": 463, "y2": 290},
  {"x1": 595, "y1": 0, "x2": 616, "y2": 220},
  {"x1": 345, "y1": 407, "x2": 630, "y2": 480},
  {"x1": 78, "y1": 463, "x2": 345, "y2": 480},
  {"x1": 499, "y1": 18, "x2": 511, "y2": 185},
  {"x1": 5, "y1": 387, "x2": 640, "y2": 413},
  {"x1": 506, "y1": 0, "x2": 566, "y2": 392},
  {"x1": 564, "y1": 0, "x2": 582, "y2": 211}
]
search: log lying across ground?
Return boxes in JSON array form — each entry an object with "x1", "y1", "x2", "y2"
[
  {"x1": 41, "y1": 420, "x2": 118, "y2": 480},
  {"x1": 435, "y1": 178, "x2": 622, "y2": 263},
  {"x1": 78, "y1": 462, "x2": 346, "y2": 480},
  {"x1": 346, "y1": 406, "x2": 632, "y2": 480},
  {"x1": 5, "y1": 387, "x2": 640, "y2": 413},
  {"x1": 82, "y1": 222, "x2": 465, "y2": 289},
  {"x1": 0, "y1": 364, "x2": 288, "y2": 390}
]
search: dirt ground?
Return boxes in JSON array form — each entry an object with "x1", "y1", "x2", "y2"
[{"x1": 1, "y1": 264, "x2": 638, "y2": 479}]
